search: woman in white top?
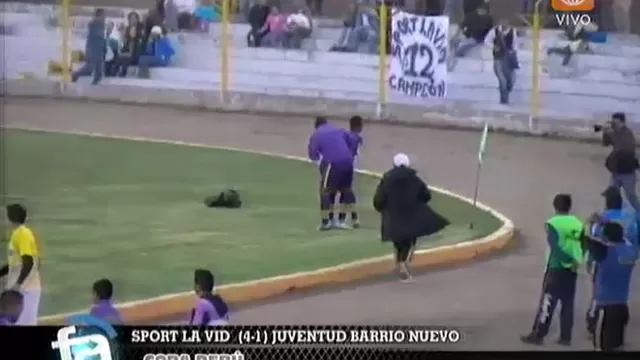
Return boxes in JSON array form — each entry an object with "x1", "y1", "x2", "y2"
[{"x1": 284, "y1": 8, "x2": 312, "y2": 49}]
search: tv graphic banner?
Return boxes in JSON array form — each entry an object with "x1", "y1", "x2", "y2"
[
  {"x1": 2, "y1": 324, "x2": 468, "y2": 360},
  {"x1": 388, "y1": 11, "x2": 449, "y2": 99}
]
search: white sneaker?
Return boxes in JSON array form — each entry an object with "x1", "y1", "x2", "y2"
[{"x1": 333, "y1": 221, "x2": 351, "y2": 230}]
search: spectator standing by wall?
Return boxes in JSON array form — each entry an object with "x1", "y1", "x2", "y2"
[
  {"x1": 489, "y1": 19, "x2": 518, "y2": 104},
  {"x1": 601, "y1": 112, "x2": 640, "y2": 211},
  {"x1": 162, "y1": 0, "x2": 180, "y2": 32},
  {"x1": 72, "y1": 8, "x2": 106, "y2": 84},
  {"x1": 247, "y1": 0, "x2": 270, "y2": 47},
  {"x1": 612, "y1": 0, "x2": 632, "y2": 33}
]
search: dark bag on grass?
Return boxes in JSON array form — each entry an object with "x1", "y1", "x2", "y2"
[{"x1": 204, "y1": 189, "x2": 242, "y2": 208}]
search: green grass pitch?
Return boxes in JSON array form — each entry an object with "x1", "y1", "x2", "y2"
[{"x1": 0, "y1": 129, "x2": 501, "y2": 315}]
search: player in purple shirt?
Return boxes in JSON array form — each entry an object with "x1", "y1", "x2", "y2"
[
  {"x1": 89, "y1": 278, "x2": 122, "y2": 324},
  {"x1": 337, "y1": 115, "x2": 364, "y2": 228},
  {"x1": 190, "y1": 269, "x2": 229, "y2": 326},
  {"x1": 308, "y1": 117, "x2": 356, "y2": 230},
  {"x1": 0, "y1": 290, "x2": 24, "y2": 325}
]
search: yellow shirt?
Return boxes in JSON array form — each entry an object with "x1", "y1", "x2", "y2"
[{"x1": 7, "y1": 225, "x2": 41, "y2": 290}]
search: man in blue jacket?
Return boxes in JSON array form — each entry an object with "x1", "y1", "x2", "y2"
[
  {"x1": 137, "y1": 26, "x2": 175, "y2": 78},
  {"x1": 308, "y1": 117, "x2": 356, "y2": 230},
  {"x1": 586, "y1": 221, "x2": 637, "y2": 351},
  {"x1": 585, "y1": 186, "x2": 638, "y2": 336}
]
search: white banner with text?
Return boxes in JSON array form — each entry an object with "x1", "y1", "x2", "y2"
[{"x1": 389, "y1": 12, "x2": 448, "y2": 99}]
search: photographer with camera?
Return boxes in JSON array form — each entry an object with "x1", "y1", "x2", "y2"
[{"x1": 595, "y1": 112, "x2": 640, "y2": 212}]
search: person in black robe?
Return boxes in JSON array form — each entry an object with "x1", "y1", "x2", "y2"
[{"x1": 373, "y1": 153, "x2": 450, "y2": 282}]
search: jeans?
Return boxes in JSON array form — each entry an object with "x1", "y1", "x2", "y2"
[
  {"x1": 114, "y1": 54, "x2": 139, "y2": 77},
  {"x1": 493, "y1": 58, "x2": 515, "y2": 104},
  {"x1": 247, "y1": 27, "x2": 265, "y2": 47},
  {"x1": 284, "y1": 27, "x2": 311, "y2": 49},
  {"x1": 72, "y1": 57, "x2": 104, "y2": 85},
  {"x1": 262, "y1": 31, "x2": 284, "y2": 48},
  {"x1": 610, "y1": 172, "x2": 640, "y2": 211},
  {"x1": 548, "y1": 46, "x2": 573, "y2": 66}
]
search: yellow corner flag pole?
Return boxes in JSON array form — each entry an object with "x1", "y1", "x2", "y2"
[
  {"x1": 61, "y1": 0, "x2": 71, "y2": 82},
  {"x1": 220, "y1": 0, "x2": 230, "y2": 102},
  {"x1": 376, "y1": 2, "x2": 388, "y2": 119},
  {"x1": 529, "y1": 0, "x2": 543, "y2": 131}
]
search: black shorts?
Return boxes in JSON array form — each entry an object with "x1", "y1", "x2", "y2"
[{"x1": 594, "y1": 303, "x2": 629, "y2": 351}]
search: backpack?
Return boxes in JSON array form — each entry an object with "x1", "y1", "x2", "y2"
[{"x1": 204, "y1": 189, "x2": 242, "y2": 208}]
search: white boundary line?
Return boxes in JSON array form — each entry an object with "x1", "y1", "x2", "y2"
[{"x1": 2, "y1": 126, "x2": 514, "y2": 320}]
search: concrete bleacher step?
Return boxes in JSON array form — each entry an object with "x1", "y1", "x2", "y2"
[
  {"x1": 98, "y1": 71, "x2": 635, "y2": 120},
  {"x1": 147, "y1": 65, "x2": 639, "y2": 104},
  {"x1": 3, "y1": 18, "x2": 640, "y2": 120},
  {"x1": 6, "y1": 11, "x2": 640, "y2": 58}
]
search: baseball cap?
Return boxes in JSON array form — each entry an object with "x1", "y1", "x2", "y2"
[{"x1": 602, "y1": 186, "x2": 622, "y2": 198}]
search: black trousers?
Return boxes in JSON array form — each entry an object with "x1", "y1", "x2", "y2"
[
  {"x1": 530, "y1": 268, "x2": 577, "y2": 341},
  {"x1": 593, "y1": 303, "x2": 629, "y2": 351},
  {"x1": 393, "y1": 238, "x2": 417, "y2": 262},
  {"x1": 586, "y1": 265, "x2": 599, "y2": 334}
]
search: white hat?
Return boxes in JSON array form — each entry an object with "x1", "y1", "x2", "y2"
[
  {"x1": 151, "y1": 26, "x2": 163, "y2": 35},
  {"x1": 393, "y1": 153, "x2": 410, "y2": 167}
]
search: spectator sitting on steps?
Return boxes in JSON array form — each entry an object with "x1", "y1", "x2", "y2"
[
  {"x1": 547, "y1": 22, "x2": 598, "y2": 67},
  {"x1": 113, "y1": 12, "x2": 145, "y2": 77},
  {"x1": 105, "y1": 21, "x2": 124, "y2": 77},
  {"x1": 330, "y1": 2, "x2": 378, "y2": 54},
  {"x1": 448, "y1": 4, "x2": 493, "y2": 70},
  {"x1": 247, "y1": 0, "x2": 270, "y2": 47},
  {"x1": 284, "y1": 7, "x2": 312, "y2": 49},
  {"x1": 259, "y1": 6, "x2": 287, "y2": 48},
  {"x1": 137, "y1": 26, "x2": 175, "y2": 79}
]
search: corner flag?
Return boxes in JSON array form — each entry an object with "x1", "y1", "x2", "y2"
[{"x1": 478, "y1": 121, "x2": 489, "y2": 164}]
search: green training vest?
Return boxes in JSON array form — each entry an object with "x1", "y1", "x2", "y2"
[{"x1": 546, "y1": 214, "x2": 585, "y2": 270}]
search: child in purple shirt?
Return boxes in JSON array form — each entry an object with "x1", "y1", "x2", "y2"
[
  {"x1": 0, "y1": 290, "x2": 24, "y2": 325},
  {"x1": 190, "y1": 269, "x2": 229, "y2": 326},
  {"x1": 89, "y1": 278, "x2": 122, "y2": 324}
]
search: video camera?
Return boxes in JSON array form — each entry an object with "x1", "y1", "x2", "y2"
[{"x1": 593, "y1": 122, "x2": 611, "y2": 133}]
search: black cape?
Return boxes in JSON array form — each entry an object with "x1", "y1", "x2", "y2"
[{"x1": 373, "y1": 166, "x2": 450, "y2": 243}]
